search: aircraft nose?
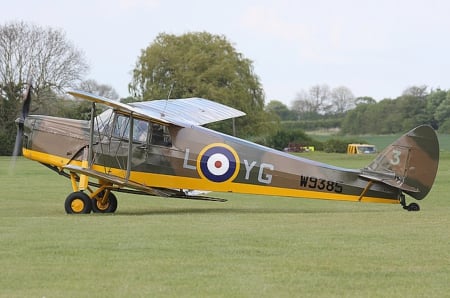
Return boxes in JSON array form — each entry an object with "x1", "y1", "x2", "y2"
[
  {"x1": 13, "y1": 117, "x2": 27, "y2": 156},
  {"x1": 22, "y1": 117, "x2": 35, "y2": 134},
  {"x1": 15, "y1": 117, "x2": 24, "y2": 125},
  {"x1": 14, "y1": 116, "x2": 35, "y2": 154}
]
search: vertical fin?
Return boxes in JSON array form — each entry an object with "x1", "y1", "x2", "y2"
[{"x1": 363, "y1": 125, "x2": 439, "y2": 200}]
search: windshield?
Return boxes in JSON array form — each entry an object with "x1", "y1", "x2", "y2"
[
  {"x1": 94, "y1": 109, "x2": 114, "y2": 133},
  {"x1": 359, "y1": 146, "x2": 376, "y2": 153}
]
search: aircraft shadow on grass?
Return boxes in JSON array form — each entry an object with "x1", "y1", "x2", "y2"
[{"x1": 113, "y1": 205, "x2": 397, "y2": 216}]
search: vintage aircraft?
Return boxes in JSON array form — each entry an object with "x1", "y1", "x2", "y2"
[{"x1": 14, "y1": 84, "x2": 439, "y2": 214}]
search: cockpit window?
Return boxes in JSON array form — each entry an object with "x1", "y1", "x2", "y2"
[
  {"x1": 94, "y1": 109, "x2": 114, "y2": 133},
  {"x1": 133, "y1": 119, "x2": 149, "y2": 143},
  {"x1": 109, "y1": 112, "x2": 171, "y2": 146},
  {"x1": 112, "y1": 114, "x2": 130, "y2": 139},
  {"x1": 150, "y1": 123, "x2": 171, "y2": 146}
]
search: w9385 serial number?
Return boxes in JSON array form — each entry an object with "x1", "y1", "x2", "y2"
[{"x1": 300, "y1": 175, "x2": 343, "y2": 193}]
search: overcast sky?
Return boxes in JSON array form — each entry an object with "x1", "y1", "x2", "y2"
[{"x1": 2, "y1": 0, "x2": 450, "y2": 106}]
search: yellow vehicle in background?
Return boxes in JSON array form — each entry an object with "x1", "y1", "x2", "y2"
[{"x1": 347, "y1": 144, "x2": 377, "y2": 154}]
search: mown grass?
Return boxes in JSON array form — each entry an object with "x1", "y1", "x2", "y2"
[
  {"x1": 311, "y1": 132, "x2": 450, "y2": 152},
  {"x1": 1, "y1": 153, "x2": 449, "y2": 297}
]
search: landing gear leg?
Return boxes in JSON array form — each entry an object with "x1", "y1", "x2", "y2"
[
  {"x1": 400, "y1": 194, "x2": 420, "y2": 212},
  {"x1": 91, "y1": 190, "x2": 118, "y2": 213}
]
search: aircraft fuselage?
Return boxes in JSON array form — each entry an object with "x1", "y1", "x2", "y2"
[{"x1": 22, "y1": 113, "x2": 402, "y2": 204}]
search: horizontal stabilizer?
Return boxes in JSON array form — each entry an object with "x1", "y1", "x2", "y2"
[{"x1": 359, "y1": 172, "x2": 419, "y2": 193}]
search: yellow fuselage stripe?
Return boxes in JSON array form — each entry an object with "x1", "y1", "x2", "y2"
[{"x1": 23, "y1": 148, "x2": 399, "y2": 204}]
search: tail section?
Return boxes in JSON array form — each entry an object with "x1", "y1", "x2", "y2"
[{"x1": 360, "y1": 125, "x2": 439, "y2": 200}]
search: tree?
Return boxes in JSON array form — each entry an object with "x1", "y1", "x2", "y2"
[
  {"x1": 0, "y1": 21, "x2": 88, "y2": 98},
  {"x1": 309, "y1": 84, "x2": 332, "y2": 114},
  {"x1": 434, "y1": 92, "x2": 450, "y2": 132},
  {"x1": 265, "y1": 128, "x2": 313, "y2": 151},
  {"x1": 355, "y1": 96, "x2": 376, "y2": 105},
  {"x1": 0, "y1": 21, "x2": 89, "y2": 155},
  {"x1": 396, "y1": 94, "x2": 428, "y2": 130},
  {"x1": 290, "y1": 90, "x2": 316, "y2": 118},
  {"x1": 265, "y1": 100, "x2": 296, "y2": 121},
  {"x1": 291, "y1": 84, "x2": 332, "y2": 119},
  {"x1": 402, "y1": 85, "x2": 428, "y2": 98},
  {"x1": 129, "y1": 32, "x2": 272, "y2": 137},
  {"x1": 77, "y1": 79, "x2": 119, "y2": 99},
  {"x1": 330, "y1": 86, "x2": 355, "y2": 114},
  {"x1": 425, "y1": 89, "x2": 447, "y2": 129}
]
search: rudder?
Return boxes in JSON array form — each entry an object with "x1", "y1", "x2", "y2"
[{"x1": 361, "y1": 125, "x2": 439, "y2": 200}]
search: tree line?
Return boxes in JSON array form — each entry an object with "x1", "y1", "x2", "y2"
[
  {"x1": 267, "y1": 85, "x2": 449, "y2": 136},
  {"x1": 1, "y1": 21, "x2": 448, "y2": 156}
]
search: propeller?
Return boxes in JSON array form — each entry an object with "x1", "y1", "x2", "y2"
[{"x1": 12, "y1": 83, "x2": 33, "y2": 157}]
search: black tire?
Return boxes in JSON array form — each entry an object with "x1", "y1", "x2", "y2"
[
  {"x1": 408, "y1": 203, "x2": 420, "y2": 212},
  {"x1": 91, "y1": 192, "x2": 118, "y2": 213},
  {"x1": 65, "y1": 191, "x2": 92, "y2": 214}
]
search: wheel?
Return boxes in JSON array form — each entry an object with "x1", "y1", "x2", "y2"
[
  {"x1": 65, "y1": 191, "x2": 92, "y2": 214},
  {"x1": 407, "y1": 203, "x2": 420, "y2": 212},
  {"x1": 91, "y1": 191, "x2": 118, "y2": 213}
]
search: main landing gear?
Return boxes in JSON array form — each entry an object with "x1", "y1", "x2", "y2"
[
  {"x1": 400, "y1": 194, "x2": 420, "y2": 212},
  {"x1": 65, "y1": 191, "x2": 91, "y2": 214},
  {"x1": 64, "y1": 189, "x2": 118, "y2": 214},
  {"x1": 65, "y1": 170, "x2": 118, "y2": 214}
]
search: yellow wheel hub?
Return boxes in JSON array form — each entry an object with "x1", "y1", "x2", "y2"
[
  {"x1": 71, "y1": 198, "x2": 85, "y2": 213},
  {"x1": 95, "y1": 201, "x2": 110, "y2": 211}
]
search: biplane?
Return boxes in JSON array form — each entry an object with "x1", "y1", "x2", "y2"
[{"x1": 14, "y1": 85, "x2": 439, "y2": 214}]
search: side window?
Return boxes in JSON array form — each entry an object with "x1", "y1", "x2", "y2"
[
  {"x1": 150, "y1": 122, "x2": 171, "y2": 146},
  {"x1": 112, "y1": 114, "x2": 149, "y2": 143},
  {"x1": 112, "y1": 114, "x2": 130, "y2": 139},
  {"x1": 133, "y1": 119, "x2": 149, "y2": 143},
  {"x1": 111, "y1": 114, "x2": 170, "y2": 146}
]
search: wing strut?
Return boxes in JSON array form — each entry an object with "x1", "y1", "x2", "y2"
[
  {"x1": 126, "y1": 115, "x2": 134, "y2": 182},
  {"x1": 357, "y1": 180, "x2": 374, "y2": 202},
  {"x1": 78, "y1": 102, "x2": 97, "y2": 191},
  {"x1": 88, "y1": 102, "x2": 96, "y2": 168}
]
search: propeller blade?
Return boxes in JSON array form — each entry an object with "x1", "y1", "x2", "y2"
[
  {"x1": 21, "y1": 83, "x2": 32, "y2": 119},
  {"x1": 12, "y1": 82, "x2": 33, "y2": 157},
  {"x1": 12, "y1": 121, "x2": 24, "y2": 157}
]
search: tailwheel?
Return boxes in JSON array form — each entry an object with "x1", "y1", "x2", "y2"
[
  {"x1": 91, "y1": 191, "x2": 118, "y2": 213},
  {"x1": 406, "y1": 202, "x2": 420, "y2": 212},
  {"x1": 65, "y1": 191, "x2": 92, "y2": 214},
  {"x1": 400, "y1": 194, "x2": 420, "y2": 212}
]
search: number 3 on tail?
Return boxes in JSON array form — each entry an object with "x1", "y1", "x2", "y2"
[{"x1": 390, "y1": 149, "x2": 401, "y2": 165}]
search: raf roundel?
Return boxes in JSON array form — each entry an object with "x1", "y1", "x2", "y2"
[{"x1": 197, "y1": 143, "x2": 240, "y2": 183}]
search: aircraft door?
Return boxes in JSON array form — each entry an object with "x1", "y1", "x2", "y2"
[
  {"x1": 95, "y1": 113, "x2": 150, "y2": 176},
  {"x1": 95, "y1": 111, "x2": 173, "y2": 176},
  {"x1": 144, "y1": 122, "x2": 174, "y2": 175},
  {"x1": 130, "y1": 118, "x2": 150, "y2": 170}
]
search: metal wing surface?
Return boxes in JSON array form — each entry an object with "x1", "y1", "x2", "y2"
[
  {"x1": 68, "y1": 90, "x2": 245, "y2": 127},
  {"x1": 129, "y1": 98, "x2": 246, "y2": 126}
]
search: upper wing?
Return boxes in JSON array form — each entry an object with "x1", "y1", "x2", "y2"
[
  {"x1": 129, "y1": 98, "x2": 246, "y2": 126},
  {"x1": 68, "y1": 90, "x2": 245, "y2": 127}
]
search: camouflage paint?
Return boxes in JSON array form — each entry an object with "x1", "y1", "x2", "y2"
[{"x1": 21, "y1": 109, "x2": 439, "y2": 205}]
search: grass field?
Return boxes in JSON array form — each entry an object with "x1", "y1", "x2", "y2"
[
  {"x1": 311, "y1": 132, "x2": 450, "y2": 152},
  {"x1": 1, "y1": 151, "x2": 449, "y2": 297}
]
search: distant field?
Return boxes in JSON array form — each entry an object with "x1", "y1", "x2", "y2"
[
  {"x1": 310, "y1": 132, "x2": 450, "y2": 152},
  {"x1": 1, "y1": 154, "x2": 449, "y2": 297}
]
